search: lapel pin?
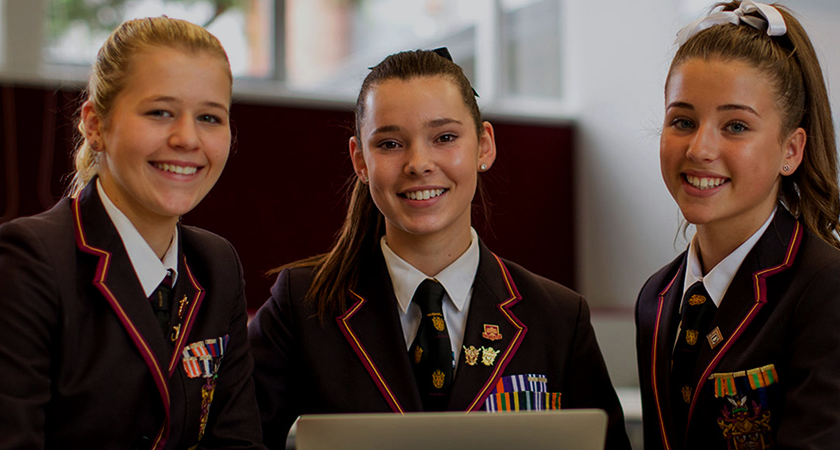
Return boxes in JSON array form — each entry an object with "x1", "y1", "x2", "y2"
[
  {"x1": 707, "y1": 326, "x2": 724, "y2": 349},
  {"x1": 480, "y1": 346, "x2": 500, "y2": 366},
  {"x1": 170, "y1": 324, "x2": 181, "y2": 342},
  {"x1": 177, "y1": 295, "x2": 188, "y2": 319},
  {"x1": 463, "y1": 345, "x2": 480, "y2": 366},
  {"x1": 482, "y1": 324, "x2": 503, "y2": 341}
]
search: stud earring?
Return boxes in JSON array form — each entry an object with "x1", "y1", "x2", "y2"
[
  {"x1": 783, "y1": 164, "x2": 791, "y2": 173},
  {"x1": 480, "y1": 164, "x2": 488, "y2": 171}
]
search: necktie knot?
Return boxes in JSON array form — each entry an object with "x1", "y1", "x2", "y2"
[{"x1": 412, "y1": 279, "x2": 445, "y2": 315}]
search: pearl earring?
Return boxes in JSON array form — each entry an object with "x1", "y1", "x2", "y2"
[{"x1": 480, "y1": 164, "x2": 488, "y2": 171}]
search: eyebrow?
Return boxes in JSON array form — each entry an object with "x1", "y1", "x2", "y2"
[
  {"x1": 145, "y1": 96, "x2": 230, "y2": 114},
  {"x1": 371, "y1": 118, "x2": 463, "y2": 136},
  {"x1": 666, "y1": 101, "x2": 760, "y2": 117}
]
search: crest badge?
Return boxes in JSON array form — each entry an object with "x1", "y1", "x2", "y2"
[
  {"x1": 686, "y1": 329, "x2": 699, "y2": 346},
  {"x1": 481, "y1": 346, "x2": 500, "y2": 366},
  {"x1": 432, "y1": 370, "x2": 446, "y2": 389},
  {"x1": 432, "y1": 315, "x2": 446, "y2": 332},
  {"x1": 717, "y1": 395, "x2": 773, "y2": 450},
  {"x1": 463, "y1": 345, "x2": 480, "y2": 366},
  {"x1": 688, "y1": 294, "x2": 707, "y2": 306},
  {"x1": 482, "y1": 324, "x2": 503, "y2": 341}
]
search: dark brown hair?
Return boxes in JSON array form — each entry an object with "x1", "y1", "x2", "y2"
[
  {"x1": 667, "y1": 1, "x2": 840, "y2": 248},
  {"x1": 277, "y1": 50, "x2": 484, "y2": 320}
]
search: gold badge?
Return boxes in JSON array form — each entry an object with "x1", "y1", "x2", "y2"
[
  {"x1": 463, "y1": 345, "x2": 480, "y2": 366},
  {"x1": 707, "y1": 327, "x2": 724, "y2": 349},
  {"x1": 432, "y1": 315, "x2": 446, "y2": 331},
  {"x1": 682, "y1": 385, "x2": 692, "y2": 403},
  {"x1": 414, "y1": 346, "x2": 423, "y2": 364},
  {"x1": 432, "y1": 370, "x2": 445, "y2": 389},
  {"x1": 688, "y1": 294, "x2": 707, "y2": 306},
  {"x1": 482, "y1": 324, "x2": 503, "y2": 341},
  {"x1": 177, "y1": 295, "x2": 188, "y2": 319},
  {"x1": 481, "y1": 346, "x2": 500, "y2": 366},
  {"x1": 686, "y1": 329, "x2": 699, "y2": 346}
]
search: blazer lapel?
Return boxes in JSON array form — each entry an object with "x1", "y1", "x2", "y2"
[
  {"x1": 685, "y1": 210, "x2": 803, "y2": 428},
  {"x1": 447, "y1": 242, "x2": 528, "y2": 412},
  {"x1": 649, "y1": 260, "x2": 685, "y2": 450},
  {"x1": 336, "y1": 249, "x2": 422, "y2": 413},
  {"x1": 72, "y1": 183, "x2": 174, "y2": 449},
  {"x1": 166, "y1": 232, "x2": 206, "y2": 376}
]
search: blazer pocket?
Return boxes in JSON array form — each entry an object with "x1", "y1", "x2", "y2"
[{"x1": 709, "y1": 364, "x2": 778, "y2": 448}]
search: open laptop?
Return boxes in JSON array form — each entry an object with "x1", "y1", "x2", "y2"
[{"x1": 294, "y1": 409, "x2": 607, "y2": 450}]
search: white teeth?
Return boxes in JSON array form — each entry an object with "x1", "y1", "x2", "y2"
[
  {"x1": 685, "y1": 174, "x2": 725, "y2": 190},
  {"x1": 155, "y1": 163, "x2": 198, "y2": 175},
  {"x1": 404, "y1": 189, "x2": 445, "y2": 200}
]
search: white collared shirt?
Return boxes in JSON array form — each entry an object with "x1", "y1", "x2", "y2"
[
  {"x1": 381, "y1": 228, "x2": 480, "y2": 369},
  {"x1": 97, "y1": 180, "x2": 179, "y2": 298},
  {"x1": 682, "y1": 208, "x2": 777, "y2": 308}
]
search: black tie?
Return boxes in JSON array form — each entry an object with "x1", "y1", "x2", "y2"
[
  {"x1": 671, "y1": 280, "x2": 718, "y2": 432},
  {"x1": 149, "y1": 270, "x2": 174, "y2": 337},
  {"x1": 409, "y1": 279, "x2": 452, "y2": 411}
]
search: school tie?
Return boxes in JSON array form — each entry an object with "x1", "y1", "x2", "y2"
[
  {"x1": 671, "y1": 280, "x2": 718, "y2": 433},
  {"x1": 409, "y1": 278, "x2": 452, "y2": 411},
  {"x1": 149, "y1": 269, "x2": 174, "y2": 337}
]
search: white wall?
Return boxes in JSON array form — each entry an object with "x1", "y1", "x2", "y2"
[{"x1": 575, "y1": 0, "x2": 840, "y2": 387}]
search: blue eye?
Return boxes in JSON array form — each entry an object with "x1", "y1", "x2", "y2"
[
  {"x1": 199, "y1": 114, "x2": 222, "y2": 124},
  {"x1": 725, "y1": 122, "x2": 748, "y2": 133},
  {"x1": 147, "y1": 110, "x2": 173, "y2": 118}
]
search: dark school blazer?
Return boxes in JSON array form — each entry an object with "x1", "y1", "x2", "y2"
[
  {"x1": 0, "y1": 182, "x2": 264, "y2": 450},
  {"x1": 636, "y1": 208, "x2": 840, "y2": 450},
  {"x1": 249, "y1": 241, "x2": 631, "y2": 450}
]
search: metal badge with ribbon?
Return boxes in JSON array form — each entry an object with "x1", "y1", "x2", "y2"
[
  {"x1": 675, "y1": 0, "x2": 787, "y2": 46},
  {"x1": 182, "y1": 335, "x2": 229, "y2": 444}
]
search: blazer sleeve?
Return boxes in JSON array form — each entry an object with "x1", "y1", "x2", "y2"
[
  {"x1": 561, "y1": 294, "x2": 632, "y2": 450},
  {"x1": 776, "y1": 260, "x2": 840, "y2": 449},
  {"x1": 248, "y1": 268, "x2": 304, "y2": 449},
  {"x1": 196, "y1": 239, "x2": 266, "y2": 450},
  {"x1": 0, "y1": 220, "x2": 61, "y2": 449}
]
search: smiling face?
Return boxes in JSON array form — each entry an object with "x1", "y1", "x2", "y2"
[
  {"x1": 85, "y1": 46, "x2": 232, "y2": 230},
  {"x1": 660, "y1": 57, "x2": 805, "y2": 247},
  {"x1": 350, "y1": 76, "x2": 495, "y2": 254}
]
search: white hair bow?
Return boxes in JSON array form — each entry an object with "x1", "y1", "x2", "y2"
[{"x1": 675, "y1": 0, "x2": 786, "y2": 45}]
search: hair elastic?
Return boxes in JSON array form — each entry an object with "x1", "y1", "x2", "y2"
[{"x1": 675, "y1": 0, "x2": 786, "y2": 45}]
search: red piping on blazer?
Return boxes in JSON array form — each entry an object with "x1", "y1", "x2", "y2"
[
  {"x1": 466, "y1": 253, "x2": 527, "y2": 411},
  {"x1": 72, "y1": 196, "x2": 171, "y2": 450},
  {"x1": 337, "y1": 292, "x2": 406, "y2": 414},
  {"x1": 651, "y1": 271, "x2": 681, "y2": 450}
]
